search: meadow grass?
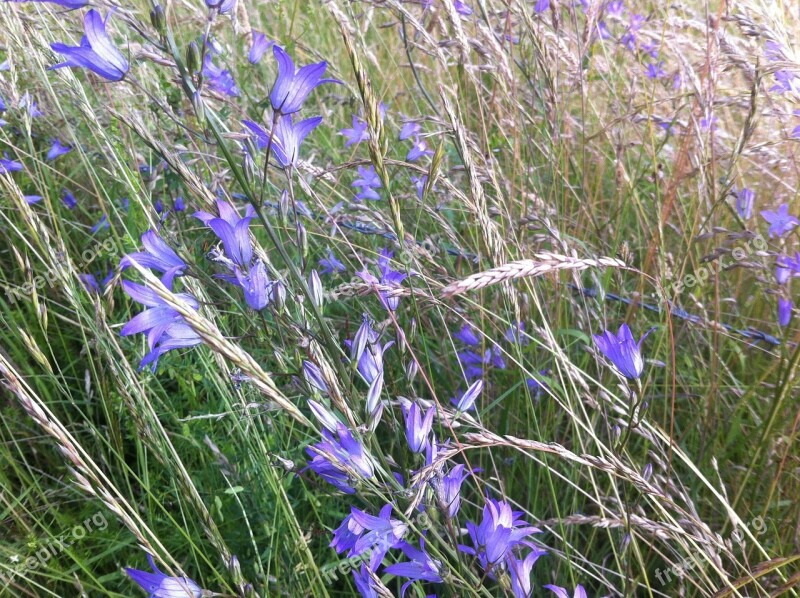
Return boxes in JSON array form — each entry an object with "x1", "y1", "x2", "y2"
[{"x1": 0, "y1": 0, "x2": 798, "y2": 596}]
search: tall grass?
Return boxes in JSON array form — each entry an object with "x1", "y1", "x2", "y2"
[{"x1": 0, "y1": 0, "x2": 798, "y2": 596}]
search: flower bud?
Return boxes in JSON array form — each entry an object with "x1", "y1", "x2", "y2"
[
  {"x1": 186, "y1": 41, "x2": 200, "y2": 75},
  {"x1": 272, "y1": 280, "x2": 286, "y2": 311},
  {"x1": 191, "y1": 91, "x2": 205, "y2": 122},
  {"x1": 308, "y1": 269, "x2": 323, "y2": 308},
  {"x1": 150, "y1": 4, "x2": 166, "y2": 35}
]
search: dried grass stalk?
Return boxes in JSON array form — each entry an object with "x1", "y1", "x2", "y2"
[{"x1": 441, "y1": 252, "x2": 627, "y2": 297}]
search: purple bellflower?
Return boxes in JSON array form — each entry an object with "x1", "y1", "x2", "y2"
[
  {"x1": 174, "y1": 196, "x2": 186, "y2": 212},
  {"x1": 508, "y1": 549, "x2": 547, "y2": 598},
  {"x1": 454, "y1": 379, "x2": 483, "y2": 412},
  {"x1": 318, "y1": 249, "x2": 346, "y2": 274},
  {"x1": 353, "y1": 165, "x2": 381, "y2": 188},
  {"x1": 0, "y1": 157, "x2": 23, "y2": 174},
  {"x1": 352, "y1": 564, "x2": 383, "y2": 598},
  {"x1": 458, "y1": 347, "x2": 506, "y2": 379},
  {"x1": 25, "y1": 195, "x2": 43, "y2": 204},
  {"x1": 505, "y1": 321, "x2": 529, "y2": 345},
  {"x1": 592, "y1": 323, "x2": 653, "y2": 379},
  {"x1": 411, "y1": 175, "x2": 428, "y2": 199},
  {"x1": 356, "y1": 248, "x2": 408, "y2": 311},
  {"x1": 125, "y1": 553, "x2": 204, "y2": 598},
  {"x1": 770, "y1": 71, "x2": 800, "y2": 94},
  {"x1": 205, "y1": 0, "x2": 236, "y2": 15},
  {"x1": 269, "y1": 45, "x2": 341, "y2": 116},
  {"x1": 120, "y1": 281, "x2": 203, "y2": 372},
  {"x1": 432, "y1": 463, "x2": 468, "y2": 518},
  {"x1": 62, "y1": 189, "x2": 77, "y2": 209},
  {"x1": 348, "y1": 504, "x2": 408, "y2": 569},
  {"x1": 645, "y1": 61, "x2": 666, "y2": 79},
  {"x1": 194, "y1": 199, "x2": 255, "y2": 267},
  {"x1": 735, "y1": 187, "x2": 754, "y2": 220},
  {"x1": 454, "y1": 323, "x2": 480, "y2": 346},
  {"x1": 202, "y1": 54, "x2": 240, "y2": 96},
  {"x1": 399, "y1": 121, "x2": 421, "y2": 141},
  {"x1": 779, "y1": 297, "x2": 792, "y2": 327},
  {"x1": 406, "y1": 136, "x2": 433, "y2": 162},
  {"x1": 79, "y1": 273, "x2": 100, "y2": 293},
  {"x1": 243, "y1": 115, "x2": 322, "y2": 168},
  {"x1": 120, "y1": 230, "x2": 187, "y2": 289},
  {"x1": 303, "y1": 361, "x2": 328, "y2": 394},
  {"x1": 305, "y1": 423, "x2": 375, "y2": 494},
  {"x1": 347, "y1": 316, "x2": 393, "y2": 385},
  {"x1": 249, "y1": 31, "x2": 274, "y2": 64},
  {"x1": 352, "y1": 165, "x2": 382, "y2": 201},
  {"x1": 50, "y1": 9, "x2": 129, "y2": 82},
  {"x1": 761, "y1": 204, "x2": 799, "y2": 238},
  {"x1": 453, "y1": 0, "x2": 473, "y2": 16},
  {"x1": 403, "y1": 402, "x2": 435, "y2": 453},
  {"x1": 384, "y1": 539, "x2": 444, "y2": 595},
  {"x1": 544, "y1": 584, "x2": 588, "y2": 598},
  {"x1": 19, "y1": 92, "x2": 44, "y2": 117},
  {"x1": 534, "y1": 0, "x2": 550, "y2": 12},
  {"x1": 460, "y1": 498, "x2": 542, "y2": 572},
  {"x1": 777, "y1": 253, "x2": 800, "y2": 284},
  {"x1": 234, "y1": 261, "x2": 273, "y2": 310},
  {"x1": 91, "y1": 214, "x2": 109, "y2": 234},
  {"x1": 46, "y1": 138, "x2": 72, "y2": 161},
  {"x1": 340, "y1": 115, "x2": 370, "y2": 146}
]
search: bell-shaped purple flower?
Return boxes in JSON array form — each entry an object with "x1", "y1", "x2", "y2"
[
  {"x1": 544, "y1": 584, "x2": 588, "y2": 598},
  {"x1": 269, "y1": 45, "x2": 341, "y2": 115},
  {"x1": 403, "y1": 402, "x2": 435, "y2": 453},
  {"x1": 356, "y1": 248, "x2": 408, "y2": 311},
  {"x1": 46, "y1": 138, "x2": 72, "y2": 161},
  {"x1": 340, "y1": 115, "x2": 370, "y2": 146},
  {"x1": 779, "y1": 297, "x2": 792, "y2": 327},
  {"x1": 347, "y1": 316, "x2": 393, "y2": 385},
  {"x1": 125, "y1": 553, "x2": 204, "y2": 598},
  {"x1": 305, "y1": 423, "x2": 374, "y2": 494},
  {"x1": 120, "y1": 230, "x2": 187, "y2": 289},
  {"x1": 0, "y1": 157, "x2": 23, "y2": 174},
  {"x1": 454, "y1": 323, "x2": 480, "y2": 346},
  {"x1": 454, "y1": 379, "x2": 483, "y2": 412},
  {"x1": 406, "y1": 136, "x2": 433, "y2": 162},
  {"x1": 761, "y1": 204, "x2": 799, "y2": 238},
  {"x1": 120, "y1": 281, "x2": 203, "y2": 372},
  {"x1": 384, "y1": 539, "x2": 444, "y2": 596},
  {"x1": 592, "y1": 323, "x2": 653, "y2": 379},
  {"x1": 202, "y1": 54, "x2": 239, "y2": 97},
  {"x1": 194, "y1": 199, "x2": 255, "y2": 268},
  {"x1": 249, "y1": 31, "x2": 274, "y2": 64},
  {"x1": 460, "y1": 498, "x2": 541, "y2": 571},
  {"x1": 735, "y1": 187, "x2": 754, "y2": 220},
  {"x1": 205, "y1": 0, "x2": 236, "y2": 15},
  {"x1": 432, "y1": 463, "x2": 468, "y2": 518},
  {"x1": 234, "y1": 261, "x2": 273, "y2": 310},
  {"x1": 318, "y1": 249, "x2": 346, "y2": 275},
  {"x1": 50, "y1": 10, "x2": 129, "y2": 82},
  {"x1": 508, "y1": 549, "x2": 547, "y2": 598},
  {"x1": 399, "y1": 121, "x2": 421, "y2": 141},
  {"x1": 243, "y1": 115, "x2": 322, "y2": 168}
]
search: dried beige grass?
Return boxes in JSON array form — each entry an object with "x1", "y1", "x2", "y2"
[{"x1": 441, "y1": 252, "x2": 627, "y2": 296}]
